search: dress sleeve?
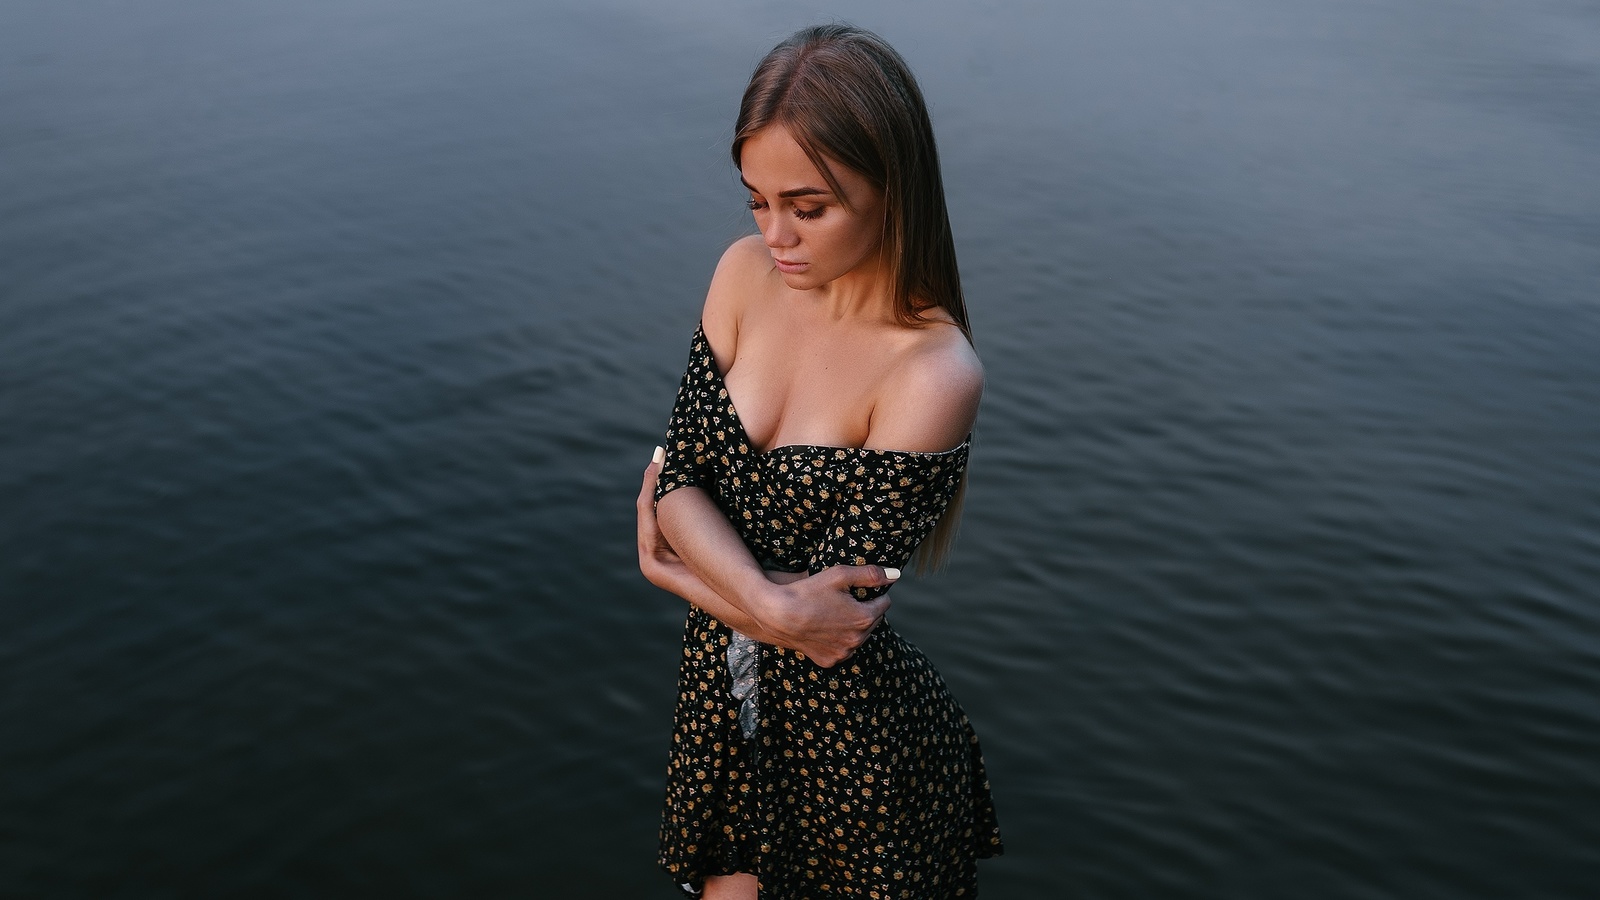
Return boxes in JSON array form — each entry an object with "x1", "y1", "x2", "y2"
[
  {"x1": 654, "y1": 330, "x2": 715, "y2": 503},
  {"x1": 803, "y1": 448, "x2": 969, "y2": 599}
]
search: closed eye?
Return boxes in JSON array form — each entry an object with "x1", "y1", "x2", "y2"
[{"x1": 748, "y1": 198, "x2": 823, "y2": 221}]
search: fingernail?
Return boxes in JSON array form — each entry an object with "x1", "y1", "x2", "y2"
[
  {"x1": 652, "y1": 446, "x2": 665, "y2": 465},
  {"x1": 884, "y1": 567, "x2": 901, "y2": 581}
]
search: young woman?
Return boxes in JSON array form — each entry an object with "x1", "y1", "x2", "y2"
[{"x1": 636, "y1": 24, "x2": 1003, "y2": 899}]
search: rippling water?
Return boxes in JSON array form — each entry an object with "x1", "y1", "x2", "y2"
[{"x1": 3, "y1": 0, "x2": 1598, "y2": 896}]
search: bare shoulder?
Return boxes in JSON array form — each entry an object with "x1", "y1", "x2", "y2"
[
  {"x1": 866, "y1": 323, "x2": 985, "y2": 454},
  {"x1": 701, "y1": 235, "x2": 771, "y2": 363}
]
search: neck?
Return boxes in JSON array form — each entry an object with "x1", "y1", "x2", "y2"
[{"x1": 797, "y1": 253, "x2": 896, "y2": 324}]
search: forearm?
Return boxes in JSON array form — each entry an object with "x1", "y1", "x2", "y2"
[
  {"x1": 655, "y1": 486, "x2": 780, "y2": 627},
  {"x1": 640, "y1": 464, "x2": 892, "y2": 668},
  {"x1": 644, "y1": 559, "x2": 800, "y2": 644}
]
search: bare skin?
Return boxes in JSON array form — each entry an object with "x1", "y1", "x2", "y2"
[
  {"x1": 636, "y1": 452, "x2": 889, "y2": 662},
  {"x1": 702, "y1": 872, "x2": 761, "y2": 900},
  {"x1": 637, "y1": 123, "x2": 984, "y2": 899}
]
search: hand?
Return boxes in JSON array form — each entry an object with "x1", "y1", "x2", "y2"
[
  {"x1": 637, "y1": 447, "x2": 690, "y2": 593},
  {"x1": 762, "y1": 565, "x2": 898, "y2": 668},
  {"x1": 639, "y1": 445, "x2": 898, "y2": 665}
]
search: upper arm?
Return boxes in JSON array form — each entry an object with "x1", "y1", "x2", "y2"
[
  {"x1": 701, "y1": 235, "x2": 769, "y2": 371},
  {"x1": 864, "y1": 331, "x2": 984, "y2": 453}
]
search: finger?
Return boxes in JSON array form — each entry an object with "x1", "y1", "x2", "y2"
[
  {"x1": 824, "y1": 564, "x2": 902, "y2": 590},
  {"x1": 636, "y1": 471, "x2": 653, "y2": 512},
  {"x1": 637, "y1": 446, "x2": 665, "y2": 509},
  {"x1": 636, "y1": 491, "x2": 656, "y2": 545},
  {"x1": 859, "y1": 595, "x2": 891, "y2": 620}
]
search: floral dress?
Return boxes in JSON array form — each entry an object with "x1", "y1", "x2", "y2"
[{"x1": 654, "y1": 324, "x2": 1004, "y2": 899}]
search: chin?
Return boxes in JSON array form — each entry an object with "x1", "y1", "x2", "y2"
[{"x1": 778, "y1": 271, "x2": 823, "y2": 291}]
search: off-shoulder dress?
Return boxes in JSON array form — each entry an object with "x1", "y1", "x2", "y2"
[{"x1": 653, "y1": 324, "x2": 1004, "y2": 899}]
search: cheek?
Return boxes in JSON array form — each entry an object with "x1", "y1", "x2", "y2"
[
  {"x1": 801, "y1": 212, "x2": 882, "y2": 274},
  {"x1": 842, "y1": 218, "x2": 883, "y2": 260},
  {"x1": 825, "y1": 215, "x2": 876, "y2": 250},
  {"x1": 821, "y1": 228, "x2": 866, "y2": 269}
]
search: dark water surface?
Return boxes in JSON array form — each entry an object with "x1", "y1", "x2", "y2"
[{"x1": 4, "y1": 0, "x2": 1598, "y2": 896}]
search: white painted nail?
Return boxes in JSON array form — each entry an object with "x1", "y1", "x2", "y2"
[
  {"x1": 884, "y1": 567, "x2": 901, "y2": 581},
  {"x1": 652, "y1": 446, "x2": 665, "y2": 465}
]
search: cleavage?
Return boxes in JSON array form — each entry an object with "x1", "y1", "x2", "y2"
[{"x1": 725, "y1": 365, "x2": 869, "y2": 454}]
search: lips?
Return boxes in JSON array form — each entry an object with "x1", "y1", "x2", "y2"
[{"x1": 774, "y1": 258, "x2": 808, "y2": 273}]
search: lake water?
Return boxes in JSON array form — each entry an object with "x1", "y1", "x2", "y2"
[{"x1": 3, "y1": 0, "x2": 1598, "y2": 896}]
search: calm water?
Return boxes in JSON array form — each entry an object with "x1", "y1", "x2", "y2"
[{"x1": 3, "y1": 0, "x2": 1598, "y2": 896}]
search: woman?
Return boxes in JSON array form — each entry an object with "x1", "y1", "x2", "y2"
[{"x1": 636, "y1": 24, "x2": 1003, "y2": 899}]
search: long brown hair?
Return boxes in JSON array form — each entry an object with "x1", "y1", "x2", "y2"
[{"x1": 733, "y1": 24, "x2": 971, "y2": 571}]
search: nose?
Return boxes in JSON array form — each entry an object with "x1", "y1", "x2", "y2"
[{"x1": 761, "y1": 213, "x2": 798, "y2": 250}]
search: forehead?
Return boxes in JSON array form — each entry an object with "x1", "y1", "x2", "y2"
[{"x1": 739, "y1": 124, "x2": 875, "y2": 200}]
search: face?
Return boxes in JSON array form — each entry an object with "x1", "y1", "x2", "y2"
[{"x1": 739, "y1": 124, "x2": 886, "y2": 291}]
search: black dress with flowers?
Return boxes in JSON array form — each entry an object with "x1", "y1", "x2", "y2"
[{"x1": 653, "y1": 324, "x2": 1003, "y2": 899}]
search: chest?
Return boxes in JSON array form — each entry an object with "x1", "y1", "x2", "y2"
[{"x1": 722, "y1": 337, "x2": 894, "y2": 454}]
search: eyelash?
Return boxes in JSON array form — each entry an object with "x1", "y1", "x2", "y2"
[{"x1": 747, "y1": 199, "x2": 824, "y2": 220}]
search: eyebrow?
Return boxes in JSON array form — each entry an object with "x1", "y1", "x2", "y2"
[{"x1": 741, "y1": 177, "x2": 832, "y2": 199}]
